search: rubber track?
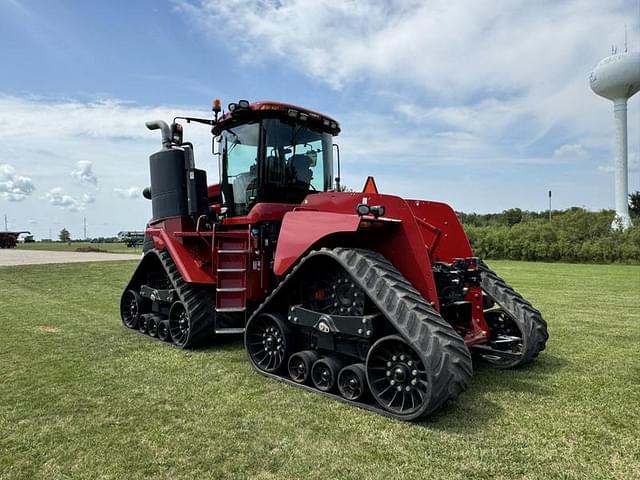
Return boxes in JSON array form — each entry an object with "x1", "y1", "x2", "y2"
[
  {"x1": 477, "y1": 260, "x2": 548, "y2": 367},
  {"x1": 248, "y1": 247, "x2": 473, "y2": 420},
  {"x1": 156, "y1": 250, "x2": 214, "y2": 348},
  {"x1": 123, "y1": 249, "x2": 214, "y2": 348}
]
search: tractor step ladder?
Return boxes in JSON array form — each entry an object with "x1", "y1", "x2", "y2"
[{"x1": 214, "y1": 228, "x2": 250, "y2": 332}]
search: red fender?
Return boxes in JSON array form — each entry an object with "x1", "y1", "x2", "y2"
[
  {"x1": 273, "y1": 211, "x2": 361, "y2": 276},
  {"x1": 147, "y1": 225, "x2": 215, "y2": 285}
]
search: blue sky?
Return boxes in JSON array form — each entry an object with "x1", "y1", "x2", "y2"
[{"x1": 1, "y1": 0, "x2": 638, "y2": 239}]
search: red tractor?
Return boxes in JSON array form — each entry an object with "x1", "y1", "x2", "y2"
[
  {"x1": 121, "y1": 100, "x2": 548, "y2": 421},
  {"x1": 0, "y1": 231, "x2": 30, "y2": 248}
]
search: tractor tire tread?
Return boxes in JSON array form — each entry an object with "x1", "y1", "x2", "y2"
[{"x1": 477, "y1": 260, "x2": 548, "y2": 367}]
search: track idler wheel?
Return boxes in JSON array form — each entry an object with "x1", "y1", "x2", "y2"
[
  {"x1": 311, "y1": 357, "x2": 343, "y2": 392},
  {"x1": 120, "y1": 289, "x2": 143, "y2": 329},
  {"x1": 288, "y1": 350, "x2": 320, "y2": 384},
  {"x1": 337, "y1": 363, "x2": 367, "y2": 401},
  {"x1": 169, "y1": 301, "x2": 191, "y2": 348},
  {"x1": 147, "y1": 316, "x2": 159, "y2": 338},
  {"x1": 157, "y1": 320, "x2": 171, "y2": 342},
  {"x1": 245, "y1": 313, "x2": 292, "y2": 373},
  {"x1": 366, "y1": 335, "x2": 430, "y2": 418}
]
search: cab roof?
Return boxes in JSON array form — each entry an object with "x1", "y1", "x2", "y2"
[{"x1": 213, "y1": 100, "x2": 340, "y2": 136}]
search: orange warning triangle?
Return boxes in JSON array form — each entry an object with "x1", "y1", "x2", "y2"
[{"x1": 362, "y1": 176, "x2": 379, "y2": 194}]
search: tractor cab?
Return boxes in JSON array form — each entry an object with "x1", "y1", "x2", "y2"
[{"x1": 213, "y1": 101, "x2": 340, "y2": 217}]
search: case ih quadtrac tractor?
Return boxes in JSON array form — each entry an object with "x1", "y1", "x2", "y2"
[{"x1": 120, "y1": 100, "x2": 548, "y2": 421}]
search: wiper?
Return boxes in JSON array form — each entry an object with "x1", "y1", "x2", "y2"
[{"x1": 226, "y1": 129, "x2": 241, "y2": 154}]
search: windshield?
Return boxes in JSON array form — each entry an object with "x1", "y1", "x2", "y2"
[
  {"x1": 262, "y1": 118, "x2": 333, "y2": 192},
  {"x1": 219, "y1": 118, "x2": 334, "y2": 216}
]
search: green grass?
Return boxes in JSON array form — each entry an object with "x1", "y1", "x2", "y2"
[
  {"x1": 17, "y1": 241, "x2": 138, "y2": 254},
  {"x1": 1, "y1": 260, "x2": 638, "y2": 479}
]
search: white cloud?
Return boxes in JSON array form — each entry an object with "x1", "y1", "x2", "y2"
[
  {"x1": 0, "y1": 95, "x2": 210, "y2": 146},
  {"x1": 45, "y1": 188, "x2": 97, "y2": 211},
  {"x1": 114, "y1": 187, "x2": 141, "y2": 199},
  {"x1": 0, "y1": 163, "x2": 35, "y2": 201},
  {"x1": 46, "y1": 188, "x2": 84, "y2": 211},
  {"x1": 553, "y1": 143, "x2": 588, "y2": 160},
  {"x1": 0, "y1": 95, "x2": 213, "y2": 238},
  {"x1": 179, "y1": 0, "x2": 635, "y2": 153},
  {"x1": 178, "y1": 1, "x2": 633, "y2": 97},
  {"x1": 82, "y1": 192, "x2": 96, "y2": 204},
  {"x1": 71, "y1": 160, "x2": 97, "y2": 185}
]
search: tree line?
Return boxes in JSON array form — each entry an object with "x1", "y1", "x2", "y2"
[{"x1": 459, "y1": 201, "x2": 640, "y2": 264}]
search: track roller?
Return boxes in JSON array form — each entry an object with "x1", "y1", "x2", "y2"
[
  {"x1": 157, "y1": 320, "x2": 171, "y2": 342},
  {"x1": 138, "y1": 314, "x2": 149, "y2": 334},
  {"x1": 337, "y1": 363, "x2": 367, "y2": 401},
  {"x1": 288, "y1": 350, "x2": 320, "y2": 384},
  {"x1": 246, "y1": 313, "x2": 292, "y2": 373},
  {"x1": 120, "y1": 289, "x2": 143, "y2": 329},
  {"x1": 366, "y1": 335, "x2": 430, "y2": 417},
  {"x1": 311, "y1": 357, "x2": 344, "y2": 392},
  {"x1": 147, "y1": 316, "x2": 159, "y2": 338}
]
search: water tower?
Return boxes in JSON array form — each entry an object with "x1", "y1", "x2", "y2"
[{"x1": 590, "y1": 48, "x2": 640, "y2": 230}]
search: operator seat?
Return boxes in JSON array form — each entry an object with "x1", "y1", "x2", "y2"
[
  {"x1": 289, "y1": 154, "x2": 313, "y2": 185},
  {"x1": 232, "y1": 164, "x2": 257, "y2": 209}
]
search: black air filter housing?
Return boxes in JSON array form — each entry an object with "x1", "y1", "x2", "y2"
[
  {"x1": 149, "y1": 148, "x2": 188, "y2": 220},
  {"x1": 187, "y1": 168, "x2": 208, "y2": 216}
]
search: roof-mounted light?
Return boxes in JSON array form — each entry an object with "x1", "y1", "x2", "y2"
[
  {"x1": 212, "y1": 98, "x2": 222, "y2": 113},
  {"x1": 228, "y1": 102, "x2": 238, "y2": 112},
  {"x1": 298, "y1": 112, "x2": 309, "y2": 122},
  {"x1": 287, "y1": 109, "x2": 298, "y2": 118},
  {"x1": 238, "y1": 99, "x2": 250, "y2": 108},
  {"x1": 323, "y1": 119, "x2": 330, "y2": 126}
]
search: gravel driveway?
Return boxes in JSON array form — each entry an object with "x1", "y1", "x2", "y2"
[{"x1": 0, "y1": 249, "x2": 141, "y2": 266}]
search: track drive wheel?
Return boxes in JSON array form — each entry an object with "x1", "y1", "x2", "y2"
[
  {"x1": 245, "y1": 313, "x2": 292, "y2": 373},
  {"x1": 157, "y1": 320, "x2": 171, "y2": 342},
  {"x1": 120, "y1": 289, "x2": 143, "y2": 329},
  {"x1": 311, "y1": 357, "x2": 343, "y2": 392},
  {"x1": 366, "y1": 335, "x2": 431, "y2": 418},
  {"x1": 338, "y1": 363, "x2": 367, "y2": 401},
  {"x1": 288, "y1": 350, "x2": 320, "y2": 384}
]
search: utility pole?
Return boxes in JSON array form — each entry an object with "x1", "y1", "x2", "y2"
[
  {"x1": 548, "y1": 190, "x2": 552, "y2": 221},
  {"x1": 83, "y1": 216, "x2": 87, "y2": 240}
]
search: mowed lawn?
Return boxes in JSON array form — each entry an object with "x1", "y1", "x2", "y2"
[{"x1": 0, "y1": 260, "x2": 638, "y2": 480}]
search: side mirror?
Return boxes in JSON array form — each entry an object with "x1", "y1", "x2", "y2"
[{"x1": 212, "y1": 136, "x2": 221, "y2": 156}]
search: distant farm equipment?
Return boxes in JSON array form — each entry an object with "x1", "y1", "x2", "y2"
[
  {"x1": 117, "y1": 231, "x2": 145, "y2": 247},
  {"x1": 0, "y1": 231, "x2": 30, "y2": 249}
]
